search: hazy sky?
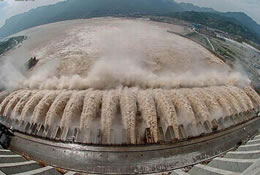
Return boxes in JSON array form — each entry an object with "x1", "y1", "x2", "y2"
[
  {"x1": 176, "y1": 0, "x2": 260, "y2": 24},
  {"x1": 0, "y1": 0, "x2": 259, "y2": 27},
  {"x1": 0, "y1": 0, "x2": 64, "y2": 27}
]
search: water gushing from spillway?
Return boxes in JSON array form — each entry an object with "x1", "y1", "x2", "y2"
[
  {"x1": 45, "y1": 91, "x2": 73, "y2": 126},
  {"x1": 120, "y1": 88, "x2": 137, "y2": 144},
  {"x1": 11, "y1": 91, "x2": 36, "y2": 120},
  {"x1": 20, "y1": 91, "x2": 46, "y2": 122},
  {"x1": 154, "y1": 89, "x2": 179, "y2": 139},
  {"x1": 193, "y1": 88, "x2": 223, "y2": 120},
  {"x1": 0, "y1": 86, "x2": 259, "y2": 145},
  {"x1": 32, "y1": 91, "x2": 59, "y2": 124}
]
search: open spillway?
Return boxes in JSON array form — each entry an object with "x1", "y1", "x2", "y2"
[
  {"x1": 1, "y1": 85, "x2": 260, "y2": 174},
  {"x1": 0, "y1": 85, "x2": 259, "y2": 145}
]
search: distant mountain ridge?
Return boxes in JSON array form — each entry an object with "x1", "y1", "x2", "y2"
[
  {"x1": 222, "y1": 12, "x2": 260, "y2": 36},
  {"x1": 178, "y1": 2, "x2": 216, "y2": 13},
  {"x1": 177, "y1": 2, "x2": 260, "y2": 37},
  {"x1": 0, "y1": 0, "x2": 259, "y2": 44},
  {"x1": 0, "y1": 0, "x2": 183, "y2": 38},
  {"x1": 166, "y1": 11, "x2": 260, "y2": 44}
]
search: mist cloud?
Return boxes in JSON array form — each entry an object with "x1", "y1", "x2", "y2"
[
  {"x1": 0, "y1": 18, "x2": 251, "y2": 91},
  {"x1": 21, "y1": 20, "x2": 250, "y2": 90}
]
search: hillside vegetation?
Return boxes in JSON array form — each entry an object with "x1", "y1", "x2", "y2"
[{"x1": 168, "y1": 11, "x2": 260, "y2": 44}]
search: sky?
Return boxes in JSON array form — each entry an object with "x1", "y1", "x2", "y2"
[
  {"x1": 175, "y1": 0, "x2": 260, "y2": 24},
  {"x1": 0, "y1": 0, "x2": 259, "y2": 27},
  {"x1": 0, "y1": 0, "x2": 64, "y2": 27}
]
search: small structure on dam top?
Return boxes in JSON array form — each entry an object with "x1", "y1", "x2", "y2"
[{"x1": 0, "y1": 18, "x2": 260, "y2": 174}]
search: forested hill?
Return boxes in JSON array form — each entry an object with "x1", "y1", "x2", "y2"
[
  {"x1": 0, "y1": 0, "x2": 260, "y2": 44},
  {"x1": 167, "y1": 11, "x2": 260, "y2": 44},
  {"x1": 221, "y1": 12, "x2": 260, "y2": 37},
  {"x1": 178, "y1": 2, "x2": 260, "y2": 38}
]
